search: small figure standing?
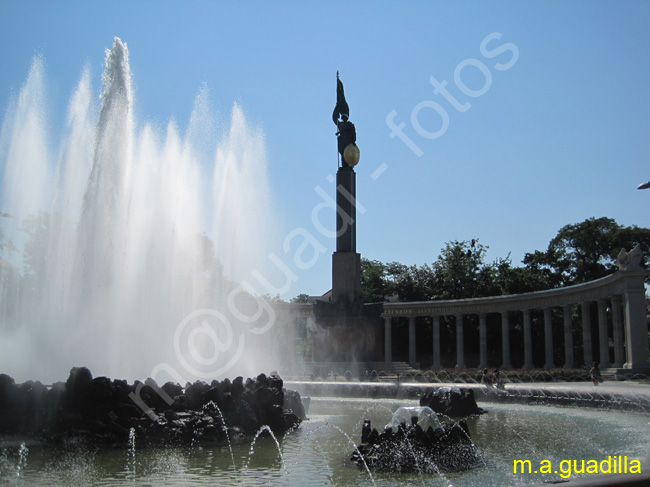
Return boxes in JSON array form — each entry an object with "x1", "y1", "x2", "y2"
[
  {"x1": 590, "y1": 362, "x2": 603, "y2": 386},
  {"x1": 481, "y1": 368, "x2": 493, "y2": 387},
  {"x1": 494, "y1": 368, "x2": 505, "y2": 390}
]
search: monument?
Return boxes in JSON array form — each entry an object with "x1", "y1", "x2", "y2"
[
  {"x1": 331, "y1": 72, "x2": 362, "y2": 307},
  {"x1": 311, "y1": 74, "x2": 383, "y2": 363}
]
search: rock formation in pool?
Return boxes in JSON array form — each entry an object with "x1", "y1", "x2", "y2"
[
  {"x1": 351, "y1": 406, "x2": 485, "y2": 474},
  {"x1": 0, "y1": 367, "x2": 305, "y2": 446},
  {"x1": 420, "y1": 387, "x2": 486, "y2": 417}
]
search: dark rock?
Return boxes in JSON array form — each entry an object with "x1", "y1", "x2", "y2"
[
  {"x1": 185, "y1": 381, "x2": 210, "y2": 409},
  {"x1": 230, "y1": 399, "x2": 258, "y2": 434},
  {"x1": 63, "y1": 366, "x2": 93, "y2": 411},
  {"x1": 268, "y1": 374, "x2": 283, "y2": 392},
  {"x1": 420, "y1": 387, "x2": 486, "y2": 417},
  {"x1": 161, "y1": 381, "x2": 183, "y2": 399},
  {"x1": 282, "y1": 411, "x2": 301, "y2": 431},
  {"x1": 201, "y1": 386, "x2": 222, "y2": 408},
  {"x1": 351, "y1": 417, "x2": 484, "y2": 474},
  {"x1": 231, "y1": 376, "x2": 244, "y2": 398},
  {"x1": 361, "y1": 419, "x2": 371, "y2": 443},
  {"x1": 0, "y1": 369, "x2": 302, "y2": 447},
  {"x1": 283, "y1": 389, "x2": 306, "y2": 420},
  {"x1": 255, "y1": 373, "x2": 268, "y2": 387},
  {"x1": 219, "y1": 378, "x2": 231, "y2": 394}
]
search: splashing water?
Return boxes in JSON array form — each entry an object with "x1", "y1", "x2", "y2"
[
  {"x1": 0, "y1": 37, "x2": 279, "y2": 382},
  {"x1": 17, "y1": 442, "x2": 28, "y2": 478},
  {"x1": 244, "y1": 425, "x2": 290, "y2": 483},
  {"x1": 203, "y1": 400, "x2": 236, "y2": 470},
  {"x1": 126, "y1": 427, "x2": 136, "y2": 480}
]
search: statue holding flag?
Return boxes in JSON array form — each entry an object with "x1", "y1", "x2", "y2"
[{"x1": 332, "y1": 72, "x2": 360, "y2": 167}]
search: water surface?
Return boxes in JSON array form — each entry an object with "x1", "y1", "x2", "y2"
[{"x1": 1, "y1": 398, "x2": 648, "y2": 486}]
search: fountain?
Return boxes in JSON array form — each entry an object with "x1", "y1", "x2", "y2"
[
  {"x1": 1, "y1": 38, "x2": 650, "y2": 487},
  {"x1": 0, "y1": 37, "x2": 279, "y2": 383}
]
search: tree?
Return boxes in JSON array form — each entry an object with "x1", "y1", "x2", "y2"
[
  {"x1": 523, "y1": 217, "x2": 650, "y2": 286},
  {"x1": 290, "y1": 293, "x2": 310, "y2": 303},
  {"x1": 430, "y1": 239, "x2": 494, "y2": 299},
  {"x1": 360, "y1": 259, "x2": 435, "y2": 302},
  {"x1": 392, "y1": 263, "x2": 435, "y2": 302},
  {"x1": 360, "y1": 259, "x2": 398, "y2": 302},
  {"x1": 491, "y1": 255, "x2": 555, "y2": 295},
  {"x1": 359, "y1": 219, "x2": 650, "y2": 305}
]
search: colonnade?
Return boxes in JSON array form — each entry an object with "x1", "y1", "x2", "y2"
[
  {"x1": 276, "y1": 269, "x2": 650, "y2": 374},
  {"x1": 383, "y1": 297, "x2": 627, "y2": 370},
  {"x1": 381, "y1": 269, "x2": 649, "y2": 372}
]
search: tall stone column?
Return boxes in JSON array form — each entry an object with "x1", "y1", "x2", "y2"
[
  {"x1": 597, "y1": 298, "x2": 610, "y2": 368},
  {"x1": 455, "y1": 314, "x2": 465, "y2": 369},
  {"x1": 432, "y1": 315, "x2": 441, "y2": 369},
  {"x1": 563, "y1": 304, "x2": 574, "y2": 369},
  {"x1": 478, "y1": 313, "x2": 488, "y2": 370},
  {"x1": 523, "y1": 309, "x2": 534, "y2": 369},
  {"x1": 501, "y1": 311, "x2": 512, "y2": 369},
  {"x1": 331, "y1": 164, "x2": 361, "y2": 306},
  {"x1": 408, "y1": 316, "x2": 416, "y2": 367},
  {"x1": 384, "y1": 316, "x2": 392, "y2": 363},
  {"x1": 621, "y1": 271, "x2": 650, "y2": 372},
  {"x1": 306, "y1": 315, "x2": 316, "y2": 362},
  {"x1": 611, "y1": 295, "x2": 624, "y2": 368},
  {"x1": 543, "y1": 307, "x2": 555, "y2": 370},
  {"x1": 580, "y1": 301, "x2": 593, "y2": 366}
]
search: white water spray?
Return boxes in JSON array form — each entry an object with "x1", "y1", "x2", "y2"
[{"x1": 0, "y1": 37, "x2": 279, "y2": 382}]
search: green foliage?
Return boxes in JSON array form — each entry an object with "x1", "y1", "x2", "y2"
[
  {"x1": 523, "y1": 217, "x2": 650, "y2": 287},
  {"x1": 361, "y1": 217, "x2": 650, "y2": 302},
  {"x1": 431, "y1": 239, "x2": 493, "y2": 299},
  {"x1": 261, "y1": 293, "x2": 286, "y2": 304},
  {"x1": 360, "y1": 259, "x2": 402, "y2": 302},
  {"x1": 290, "y1": 293, "x2": 310, "y2": 303}
]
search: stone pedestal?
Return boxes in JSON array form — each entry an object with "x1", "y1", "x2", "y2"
[
  {"x1": 311, "y1": 315, "x2": 382, "y2": 362},
  {"x1": 332, "y1": 251, "x2": 361, "y2": 307},
  {"x1": 331, "y1": 164, "x2": 361, "y2": 306}
]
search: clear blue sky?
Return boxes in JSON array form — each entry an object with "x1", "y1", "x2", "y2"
[{"x1": 1, "y1": 1, "x2": 649, "y2": 299}]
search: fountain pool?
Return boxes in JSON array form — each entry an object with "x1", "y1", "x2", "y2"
[{"x1": 1, "y1": 397, "x2": 648, "y2": 486}]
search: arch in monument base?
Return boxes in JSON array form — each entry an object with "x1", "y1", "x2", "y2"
[{"x1": 381, "y1": 269, "x2": 650, "y2": 375}]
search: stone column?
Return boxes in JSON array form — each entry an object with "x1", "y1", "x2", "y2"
[
  {"x1": 332, "y1": 165, "x2": 361, "y2": 305},
  {"x1": 563, "y1": 304, "x2": 574, "y2": 369},
  {"x1": 455, "y1": 314, "x2": 465, "y2": 369},
  {"x1": 543, "y1": 307, "x2": 555, "y2": 369},
  {"x1": 580, "y1": 301, "x2": 593, "y2": 366},
  {"x1": 597, "y1": 298, "x2": 610, "y2": 368},
  {"x1": 501, "y1": 311, "x2": 512, "y2": 369},
  {"x1": 523, "y1": 309, "x2": 534, "y2": 369},
  {"x1": 306, "y1": 315, "x2": 316, "y2": 362},
  {"x1": 621, "y1": 272, "x2": 650, "y2": 373},
  {"x1": 478, "y1": 313, "x2": 488, "y2": 370},
  {"x1": 408, "y1": 316, "x2": 416, "y2": 366},
  {"x1": 384, "y1": 316, "x2": 392, "y2": 363},
  {"x1": 611, "y1": 295, "x2": 624, "y2": 368},
  {"x1": 432, "y1": 315, "x2": 441, "y2": 369}
]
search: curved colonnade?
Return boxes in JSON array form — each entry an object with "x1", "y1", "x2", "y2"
[
  {"x1": 382, "y1": 269, "x2": 649, "y2": 372},
  {"x1": 279, "y1": 269, "x2": 650, "y2": 374}
]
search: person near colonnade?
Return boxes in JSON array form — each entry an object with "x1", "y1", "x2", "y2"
[
  {"x1": 590, "y1": 362, "x2": 603, "y2": 385},
  {"x1": 494, "y1": 368, "x2": 505, "y2": 390},
  {"x1": 481, "y1": 368, "x2": 493, "y2": 387}
]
